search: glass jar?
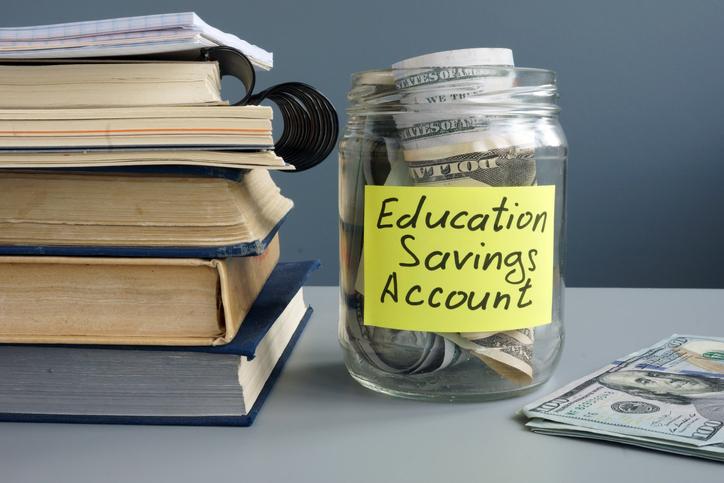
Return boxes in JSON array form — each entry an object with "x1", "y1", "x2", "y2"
[{"x1": 339, "y1": 66, "x2": 567, "y2": 401}]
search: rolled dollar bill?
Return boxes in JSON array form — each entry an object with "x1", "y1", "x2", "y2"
[
  {"x1": 343, "y1": 292, "x2": 467, "y2": 374},
  {"x1": 392, "y1": 48, "x2": 515, "y2": 104},
  {"x1": 392, "y1": 48, "x2": 533, "y2": 171},
  {"x1": 440, "y1": 329, "x2": 534, "y2": 385}
]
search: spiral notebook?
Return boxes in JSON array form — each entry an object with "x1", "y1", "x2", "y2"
[
  {"x1": 0, "y1": 14, "x2": 338, "y2": 172},
  {"x1": 0, "y1": 12, "x2": 274, "y2": 69}
]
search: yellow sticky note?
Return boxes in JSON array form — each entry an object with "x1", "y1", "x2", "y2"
[{"x1": 363, "y1": 185, "x2": 555, "y2": 332}]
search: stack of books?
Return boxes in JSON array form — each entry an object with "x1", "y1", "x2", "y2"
[{"x1": 0, "y1": 13, "x2": 335, "y2": 426}]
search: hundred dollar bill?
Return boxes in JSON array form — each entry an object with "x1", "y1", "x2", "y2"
[
  {"x1": 392, "y1": 117, "x2": 537, "y2": 176},
  {"x1": 392, "y1": 48, "x2": 534, "y2": 174},
  {"x1": 391, "y1": 48, "x2": 536, "y2": 188},
  {"x1": 406, "y1": 146, "x2": 536, "y2": 186},
  {"x1": 389, "y1": 49, "x2": 538, "y2": 383},
  {"x1": 522, "y1": 334, "x2": 724, "y2": 457},
  {"x1": 526, "y1": 419, "x2": 724, "y2": 462},
  {"x1": 393, "y1": 48, "x2": 514, "y2": 71},
  {"x1": 392, "y1": 48, "x2": 515, "y2": 105},
  {"x1": 391, "y1": 48, "x2": 535, "y2": 187}
]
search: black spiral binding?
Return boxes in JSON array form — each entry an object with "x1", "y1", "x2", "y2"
[{"x1": 202, "y1": 47, "x2": 338, "y2": 172}]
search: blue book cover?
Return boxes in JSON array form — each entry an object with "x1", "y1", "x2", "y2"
[
  {"x1": 50, "y1": 164, "x2": 248, "y2": 182},
  {"x1": 0, "y1": 259, "x2": 319, "y2": 427}
]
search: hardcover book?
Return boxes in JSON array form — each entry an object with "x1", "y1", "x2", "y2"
[
  {"x1": 0, "y1": 168, "x2": 292, "y2": 257},
  {"x1": 0, "y1": 260, "x2": 318, "y2": 426},
  {"x1": 0, "y1": 236, "x2": 280, "y2": 346}
]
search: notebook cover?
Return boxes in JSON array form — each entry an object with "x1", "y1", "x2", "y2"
[
  {"x1": 0, "y1": 260, "x2": 319, "y2": 427},
  {"x1": 0, "y1": 13, "x2": 274, "y2": 70}
]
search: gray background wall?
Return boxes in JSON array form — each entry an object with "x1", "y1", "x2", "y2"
[{"x1": 2, "y1": 0, "x2": 723, "y2": 287}]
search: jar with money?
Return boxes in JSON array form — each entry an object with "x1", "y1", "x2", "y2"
[{"x1": 339, "y1": 49, "x2": 567, "y2": 400}]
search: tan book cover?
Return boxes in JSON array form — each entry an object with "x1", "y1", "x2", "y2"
[
  {"x1": 0, "y1": 169, "x2": 293, "y2": 247},
  {"x1": 0, "y1": 62, "x2": 224, "y2": 108},
  {"x1": 0, "y1": 236, "x2": 280, "y2": 346}
]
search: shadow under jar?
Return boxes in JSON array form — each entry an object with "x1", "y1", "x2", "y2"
[{"x1": 339, "y1": 67, "x2": 567, "y2": 401}]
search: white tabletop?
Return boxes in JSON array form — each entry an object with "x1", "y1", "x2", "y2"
[{"x1": 1, "y1": 286, "x2": 723, "y2": 482}]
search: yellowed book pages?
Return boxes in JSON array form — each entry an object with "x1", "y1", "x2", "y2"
[
  {"x1": 0, "y1": 62, "x2": 224, "y2": 108},
  {"x1": 0, "y1": 169, "x2": 293, "y2": 247},
  {"x1": 0, "y1": 236, "x2": 280, "y2": 346},
  {"x1": 0, "y1": 105, "x2": 273, "y2": 148},
  {"x1": 0, "y1": 105, "x2": 271, "y2": 120}
]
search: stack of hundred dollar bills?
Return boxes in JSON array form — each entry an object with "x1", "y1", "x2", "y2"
[{"x1": 522, "y1": 335, "x2": 724, "y2": 462}]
